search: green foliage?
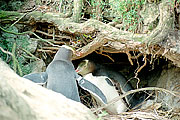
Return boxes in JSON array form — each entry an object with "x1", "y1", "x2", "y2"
[
  {"x1": 89, "y1": 0, "x2": 145, "y2": 32},
  {"x1": 0, "y1": 11, "x2": 21, "y2": 21},
  {"x1": 90, "y1": 0, "x2": 108, "y2": 20},
  {"x1": 0, "y1": 26, "x2": 18, "y2": 61},
  {"x1": 0, "y1": 0, "x2": 24, "y2": 11},
  {"x1": 21, "y1": 60, "x2": 34, "y2": 75},
  {"x1": 168, "y1": 0, "x2": 180, "y2": 7},
  {"x1": 111, "y1": 0, "x2": 145, "y2": 32},
  {"x1": 8, "y1": 0, "x2": 23, "y2": 11},
  {"x1": 0, "y1": 25, "x2": 32, "y2": 76},
  {"x1": 0, "y1": 1, "x2": 8, "y2": 10}
]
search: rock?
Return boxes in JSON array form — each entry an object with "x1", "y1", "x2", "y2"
[
  {"x1": 27, "y1": 38, "x2": 38, "y2": 53},
  {"x1": 0, "y1": 58, "x2": 96, "y2": 120},
  {"x1": 31, "y1": 59, "x2": 46, "y2": 73},
  {"x1": 0, "y1": 101, "x2": 19, "y2": 120},
  {"x1": 156, "y1": 66, "x2": 180, "y2": 110},
  {"x1": 24, "y1": 59, "x2": 46, "y2": 74}
]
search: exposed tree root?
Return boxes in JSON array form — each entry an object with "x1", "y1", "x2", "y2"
[{"x1": 0, "y1": 1, "x2": 179, "y2": 66}]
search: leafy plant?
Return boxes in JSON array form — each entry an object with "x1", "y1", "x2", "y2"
[
  {"x1": 8, "y1": 0, "x2": 23, "y2": 11},
  {"x1": 89, "y1": 0, "x2": 145, "y2": 32},
  {"x1": 0, "y1": 25, "x2": 32, "y2": 76},
  {"x1": 111, "y1": 0, "x2": 145, "y2": 32}
]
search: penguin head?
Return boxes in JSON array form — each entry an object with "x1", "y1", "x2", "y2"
[
  {"x1": 76, "y1": 59, "x2": 95, "y2": 76},
  {"x1": 53, "y1": 45, "x2": 75, "y2": 61},
  {"x1": 61, "y1": 45, "x2": 74, "y2": 52}
]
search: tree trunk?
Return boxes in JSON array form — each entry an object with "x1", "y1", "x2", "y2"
[{"x1": 73, "y1": 0, "x2": 83, "y2": 23}]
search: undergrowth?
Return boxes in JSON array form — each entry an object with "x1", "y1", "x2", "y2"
[
  {"x1": 89, "y1": 0, "x2": 146, "y2": 32},
  {"x1": 0, "y1": 25, "x2": 32, "y2": 76}
]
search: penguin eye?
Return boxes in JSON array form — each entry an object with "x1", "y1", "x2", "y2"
[{"x1": 105, "y1": 78, "x2": 113, "y2": 86}]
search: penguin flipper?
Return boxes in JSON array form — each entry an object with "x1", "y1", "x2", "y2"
[
  {"x1": 23, "y1": 72, "x2": 48, "y2": 85},
  {"x1": 76, "y1": 75, "x2": 107, "y2": 104}
]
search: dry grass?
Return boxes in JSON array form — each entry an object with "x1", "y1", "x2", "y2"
[{"x1": 96, "y1": 105, "x2": 180, "y2": 120}]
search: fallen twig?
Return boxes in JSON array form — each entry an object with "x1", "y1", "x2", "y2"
[
  {"x1": 0, "y1": 45, "x2": 23, "y2": 76},
  {"x1": 37, "y1": 49, "x2": 56, "y2": 53},
  {"x1": 42, "y1": 47, "x2": 59, "y2": 50},
  {"x1": 93, "y1": 87, "x2": 180, "y2": 113},
  {"x1": 10, "y1": 12, "x2": 29, "y2": 27},
  {"x1": 35, "y1": 30, "x2": 71, "y2": 39},
  {"x1": 0, "y1": 46, "x2": 12, "y2": 56},
  {"x1": 21, "y1": 48, "x2": 40, "y2": 60}
]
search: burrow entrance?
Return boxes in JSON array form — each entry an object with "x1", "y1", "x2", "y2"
[{"x1": 71, "y1": 52, "x2": 172, "y2": 109}]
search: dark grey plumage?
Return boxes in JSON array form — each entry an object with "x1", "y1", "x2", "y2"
[
  {"x1": 23, "y1": 46, "x2": 107, "y2": 103},
  {"x1": 46, "y1": 45, "x2": 81, "y2": 102},
  {"x1": 23, "y1": 72, "x2": 47, "y2": 84},
  {"x1": 76, "y1": 60, "x2": 139, "y2": 108}
]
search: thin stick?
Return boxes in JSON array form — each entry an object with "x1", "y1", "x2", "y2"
[
  {"x1": 12, "y1": 43, "x2": 17, "y2": 73},
  {"x1": 35, "y1": 30, "x2": 71, "y2": 39},
  {"x1": 136, "y1": 54, "x2": 147, "y2": 74},
  {"x1": 0, "y1": 46, "x2": 23, "y2": 76},
  {"x1": 93, "y1": 87, "x2": 180, "y2": 113},
  {"x1": 0, "y1": 47, "x2": 12, "y2": 56},
  {"x1": 10, "y1": 12, "x2": 28, "y2": 27},
  {"x1": 0, "y1": 26, "x2": 57, "y2": 47},
  {"x1": 22, "y1": 55, "x2": 38, "y2": 60},
  {"x1": 16, "y1": 59, "x2": 23, "y2": 76},
  {"x1": 125, "y1": 44, "x2": 133, "y2": 65},
  {"x1": 95, "y1": 51, "x2": 115, "y2": 62},
  {"x1": 21, "y1": 48, "x2": 40, "y2": 60},
  {"x1": 126, "y1": 50, "x2": 134, "y2": 65}
]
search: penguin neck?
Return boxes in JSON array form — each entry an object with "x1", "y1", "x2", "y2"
[
  {"x1": 88, "y1": 61, "x2": 97, "y2": 73},
  {"x1": 53, "y1": 48, "x2": 73, "y2": 61},
  {"x1": 91, "y1": 62, "x2": 106, "y2": 76},
  {"x1": 78, "y1": 61, "x2": 96, "y2": 76}
]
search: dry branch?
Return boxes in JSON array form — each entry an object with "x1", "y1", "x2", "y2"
[
  {"x1": 24, "y1": 2, "x2": 175, "y2": 60},
  {"x1": 0, "y1": 1, "x2": 180, "y2": 66},
  {"x1": 102, "y1": 111, "x2": 171, "y2": 120},
  {"x1": 93, "y1": 87, "x2": 180, "y2": 113},
  {"x1": 35, "y1": 30, "x2": 71, "y2": 39}
]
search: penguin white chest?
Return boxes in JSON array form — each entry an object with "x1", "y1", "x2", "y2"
[{"x1": 84, "y1": 73, "x2": 127, "y2": 114}]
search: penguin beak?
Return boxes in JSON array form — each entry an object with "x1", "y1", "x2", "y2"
[{"x1": 75, "y1": 69, "x2": 79, "y2": 73}]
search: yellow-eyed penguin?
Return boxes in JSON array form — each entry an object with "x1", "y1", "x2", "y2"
[
  {"x1": 45, "y1": 45, "x2": 81, "y2": 102},
  {"x1": 23, "y1": 46, "x2": 107, "y2": 103},
  {"x1": 76, "y1": 59, "x2": 138, "y2": 108},
  {"x1": 84, "y1": 73, "x2": 127, "y2": 114}
]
